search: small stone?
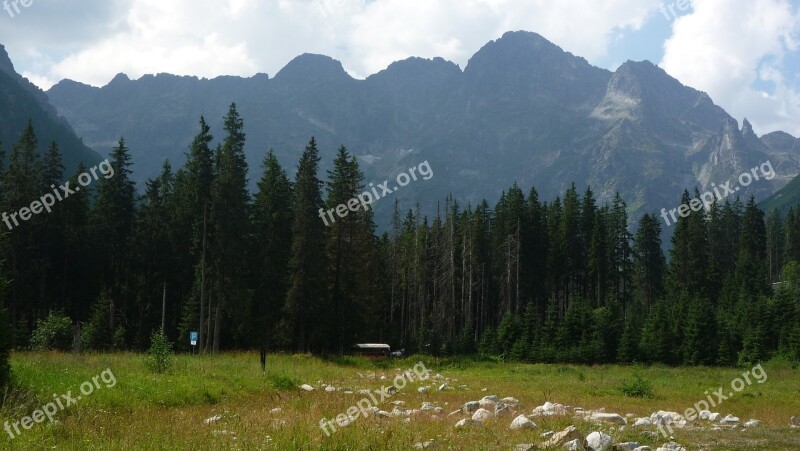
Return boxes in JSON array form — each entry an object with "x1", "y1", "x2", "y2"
[
  {"x1": 455, "y1": 418, "x2": 482, "y2": 429},
  {"x1": 585, "y1": 431, "x2": 612, "y2": 451},
  {"x1": 656, "y1": 443, "x2": 686, "y2": 451},
  {"x1": 744, "y1": 419, "x2": 761, "y2": 427},
  {"x1": 204, "y1": 414, "x2": 222, "y2": 424},
  {"x1": 324, "y1": 386, "x2": 336, "y2": 392},
  {"x1": 633, "y1": 418, "x2": 651, "y2": 427},
  {"x1": 509, "y1": 414, "x2": 536, "y2": 430},
  {"x1": 541, "y1": 431, "x2": 554, "y2": 438},
  {"x1": 544, "y1": 425, "x2": 585, "y2": 448},
  {"x1": 791, "y1": 416, "x2": 800, "y2": 428},
  {"x1": 299, "y1": 384, "x2": 315, "y2": 391},
  {"x1": 590, "y1": 412, "x2": 626, "y2": 425},
  {"x1": 418, "y1": 386, "x2": 429, "y2": 394},
  {"x1": 720, "y1": 414, "x2": 740, "y2": 425},
  {"x1": 413, "y1": 440, "x2": 437, "y2": 448},
  {"x1": 563, "y1": 439, "x2": 584, "y2": 451},
  {"x1": 616, "y1": 443, "x2": 641, "y2": 451},
  {"x1": 462, "y1": 401, "x2": 480, "y2": 413},
  {"x1": 472, "y1": 408, "x2": 493, "y2": 422},
  {"x1": 708, "y1": 412, "x2": 722, "y2": 422},
  {"x1": 698, "y1": 410, "x2": 711, "y2": 420},
  {"x1": 269, "y1": 408, "x2": 282, "y2": 414},
  {"x1": 514, "y1": 445, "x2": 536, "y2": 451}
]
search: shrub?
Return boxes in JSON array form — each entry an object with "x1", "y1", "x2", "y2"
[
  {"x1": 146, "y1": 329, "x2": 173, "y2": 374},
  {"x1": 619, "y1": 373, "x2": 655, "y2": 398},
  {"x1": 30, "y1": 312, "x2": 73, "y2": 351}
]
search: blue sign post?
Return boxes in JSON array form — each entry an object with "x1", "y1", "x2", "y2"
[{"x1": 190, "y1": 331, "x2": 199, "y2": 354}]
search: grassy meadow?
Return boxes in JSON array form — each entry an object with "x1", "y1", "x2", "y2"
[{"x1": 1, "y1": 352, "x2": 799, "y2": 450}]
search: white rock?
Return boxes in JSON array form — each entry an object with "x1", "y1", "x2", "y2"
[
  {"x1": 633, "y1": 418, "x2": 651, "y2": 427},
  {"x1": 324, "y1": 386, "x2": 336, "y2": 392},
  {"x1": 413, "y1": 440, "x2": 437, "y2": 449},
  {"x1": 270, "y1": 408, "x2": 282, "y2": 414},
  {"x1": 299, "y1": 384, "x2": 315, "y2": 391},
  {"x1": 563, "y1": 439, "x2": 584, "y2": 450},
  {"x1": 633, "y1": 447, "x2": 652, "y2": 451},
  {"x1": 472, "y1": 408, "x2": 493, "y2": 422},
  {"x1": 698, "y1": 410, "x2": 711, "y2": 420},
  {"x1": 418, "y1": 387, "x2": 429, "y2": 394},
  {"x1": 514, "y1": 444, "x2": 536, "y2": 451},
  {"x1": 541, "y1": 431, "x2": 555, "y2": 438},
  {"x1": 204, "y1": 414, "x2": 222, "y2": 424},
  {"x1": 462, "y1": 401, "x2": 480, "y2": 413},
  {"x1": 708, "y1": 412, "x2": 722, "y2": 422},
  {"x1": 509, "y1": 414, "x2": 536, "y2": 430},
  {"x1": 438, "y1": 383, "x2": 449, "y2": 391},
  {"x1": 616, "y1": 443, "x2": 641, "y2": 451},
  {"x1": 656, "y1": 443, "x2": 686, "y2": 451},
  {"x1": 434, "y1": 407, "x2": 444, "y2": 414},
  {"x1": 590, "y1": 412, "x2": 626, "y2": 425},
  {"x1": 791, "y1": 416, "x2": 800, "y2": 428},
  {"x1": 744, "y1": 419, "x2": 761, "y2": 427},
  {"x1": 495, "y1": 403, "x2": 512, "y2": 417},
  {"x1": 501, "y1": 397, "x2": 520, "y2": 405},
  {"x1": 421, "y1": 402, "x2": 436, "y2": 411},
  {"x1": 720, "y1": 414, "x2": 740, "y2": 425},
  {"x1": 586, "y1": 431, "x2": 613, "y2": 451},
  {"x1": 455, "y1": 418, "x2": 482, "y2": 429}
]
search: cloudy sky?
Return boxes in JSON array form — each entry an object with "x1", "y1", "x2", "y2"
[{"x1": 1, "y1": 0, "x2": 799, "y2": 135}]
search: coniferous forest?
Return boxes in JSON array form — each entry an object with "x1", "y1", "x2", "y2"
[{"x1": 2, "y1": 103, "x2": 800, "y2": 368}]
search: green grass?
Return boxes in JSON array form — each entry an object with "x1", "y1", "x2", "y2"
[{"x1": 1, "y1": 352, "x2": 799, "y2": 449}]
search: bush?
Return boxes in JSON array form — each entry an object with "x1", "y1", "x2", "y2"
[
  {"x1": 30, "y1": 312, "x2": 73, "y2": 351},
  {"x1": 146, "y1": 329, "x2": 173, "y2": 374},
  {"x1": 619, "y1": 373, "x2": 655, "y2": 398}
]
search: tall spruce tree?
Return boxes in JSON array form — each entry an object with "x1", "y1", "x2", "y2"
[{"x1": 286, "y1": 137, "x2": 328, "y2": 352}]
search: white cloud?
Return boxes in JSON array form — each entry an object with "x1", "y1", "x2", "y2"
[
  {"x1": 9, "y1": 0, "x2": 661, "y2": 88},
  {"x1": 661, "y1": 0, "x2": 800, "y2": 135}
]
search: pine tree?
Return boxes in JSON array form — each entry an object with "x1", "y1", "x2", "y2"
[
  {"x1": 251, "y1": 150, "x2": 293, "y2": 350},
  {"x1": 209, "y1": 104, "x2": 250, "y2": 352},
  {"x1": 285, "y1": 137, "x2": 328, "y2": 352}
]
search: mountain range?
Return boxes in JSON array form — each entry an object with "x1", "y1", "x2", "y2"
[
  {"x1": 0, "y1": 45, "x2": 100, "y2": 173},
  {"x1": 22, "y1": 31, "x2": 800, "y2": 222}
]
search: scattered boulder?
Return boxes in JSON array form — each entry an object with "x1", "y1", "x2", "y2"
[
  {"x1": 472, "y1": 408, "x2": 493, "y2": 422},
  {"x1": 324, "y1": 386, "x2": 336, "y2": 392},
  {"x1": 590, "y1": 412, "x2": 626, "y2": 425},
  {"x1": 585, "y1": 431, "x2": 612, "y2": 451},
  {"x1": 438, "y1": 383, "x2": 449, "y2": 391},
  {"x1": 563, "y1": 439, "x2": 584, "y2": 451},
  {"x1": 744, "y1": 419, "x2": 761, "y2": 427},
  {"x1": 633, "y1": 447, "x2": 652, "y2": 451},
  {"x1": 633, "y1": 418, "x2": 651, "y2": 427},
  {"x1": 269, "y1": 408, "x2": 281, "y2": 414},
  {"x1": 418, "y1": 387, "x2": 429, "y2": 394},
  {"x1": 656, "y1": 443, "x2": 686, "y2": 451},
  {"x1": 541, "y1": 431, "x2": 554, "y2": 438},
  {"x1": 543, "y1": 425, "x2": 585, "y2": 448},
  {"x1": 698, "y1": 410, "x2": 711, "y2": 420},
  {"x1": 421, "y1": 402, "x2": 436, "y2": 411},
  {"x1": 413, "y1": 440, "x2": 437, "y2": 449},
  {"x1": 791, "y1": 416, "x2": 800, "y2": 428},
  {"x1": 514, "y1": 445, "x2": 537, "y2": 451},
  {"x1": 455, "y1": 418, "x2": 483, "y2": 429},
  {"x1": 495, "y1": 403, "x2": 512, "y2": 417},
  {"x1": 616, "y1": 442, "x2": 642, "y2": 451},
  {"x1": 509, "y1": 414, "x2": 537, "y2": 430},
  {"x1": 462, "y1": 401, "x2": 480, "y2": 413},
  {"x1": 502, "y1": 396, "x2": 520, "y2": 405},
  {"x1": 299, "y1": 384, "x2": 315, "y2": 391},
  {"x1": 204, "y1": 414, "x2": 222, "y2": 424},
  {"x1": 708, "y1": 412, "x2": 722, "y2": 422},
  {"x1": 532, "y1": 401, "x2": 568, "y2": 416},
  {"x1": 720, "y1": 414, "x2": 740, "y2": 425}
]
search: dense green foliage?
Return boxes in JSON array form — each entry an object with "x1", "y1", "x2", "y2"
[
  {"x1": 29, "y1": 311, "x2": 73, "y2": 351},
  {"x1": 1, "y1": 110, "x2": 799, "y2": 367},
  {"x1": 146, "y1": 329, "x2": 173, "y2": 374}
]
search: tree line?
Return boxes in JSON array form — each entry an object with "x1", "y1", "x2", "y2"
[{"x1": 1, "y1": 103, "x2": 799, "y2": 367}]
